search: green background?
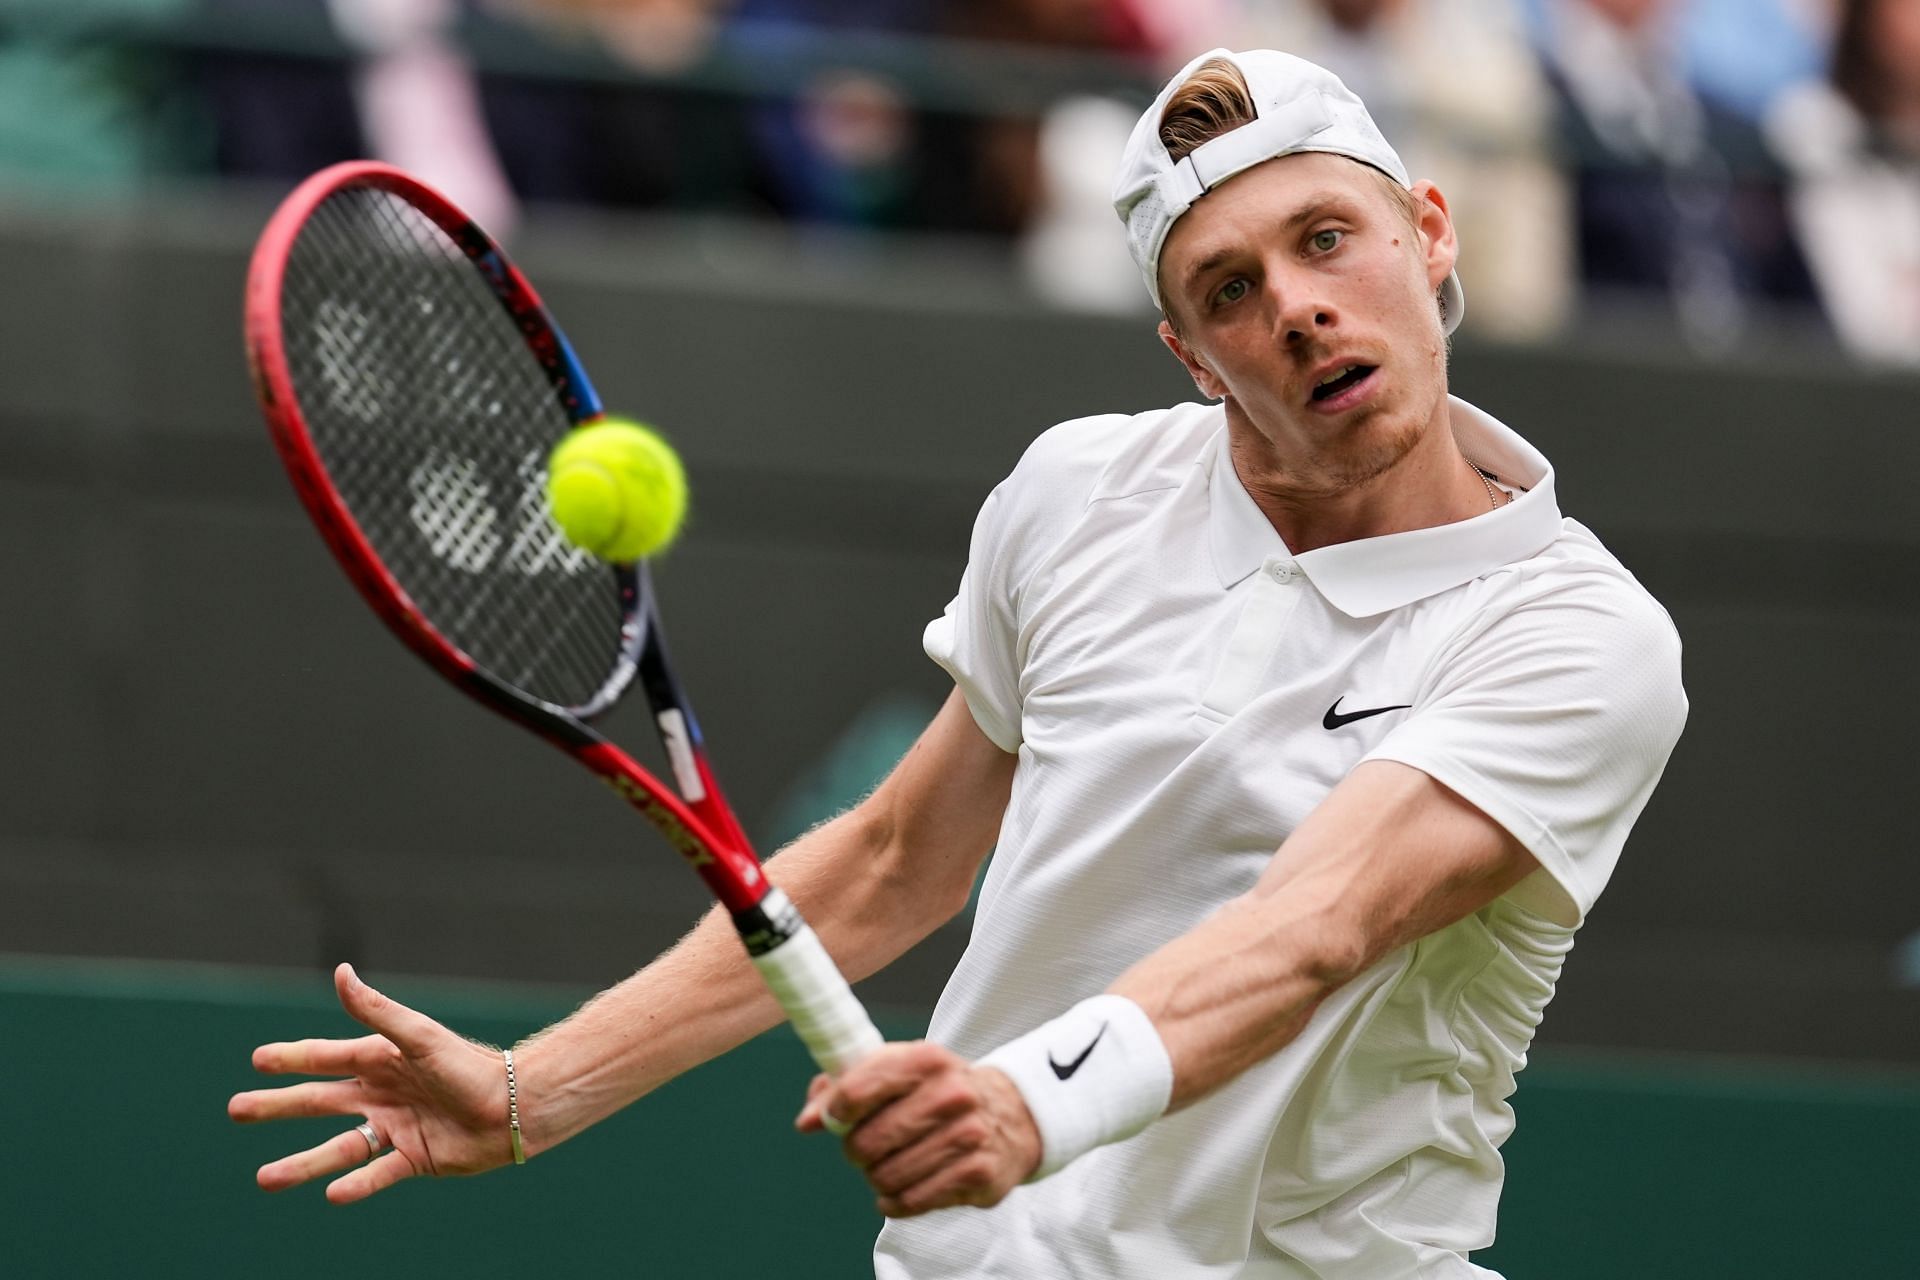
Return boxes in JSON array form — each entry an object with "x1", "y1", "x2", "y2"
[{"x1": 8, "y1": 955, "x2": 1915, "y2": 1278}]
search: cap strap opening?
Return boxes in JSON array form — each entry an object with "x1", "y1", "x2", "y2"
[{"x1": 1181, "y1": 94, "x2": 1336, "y2": 197}]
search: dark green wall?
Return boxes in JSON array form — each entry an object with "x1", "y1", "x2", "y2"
[
  {"x1": 8, "y1": 957, "x2": 900, "y2": 1278},
  {"x1": 0, "y1": 189, "x2": 1916, "y2": 1067},
  {"x1": 6, "y1": 957, "x2": 1916, "y2": 1278}
]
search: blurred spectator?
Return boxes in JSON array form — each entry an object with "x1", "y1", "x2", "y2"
[
  {"x1": 1532, "y1": 0, "x2": 1820, "y2": 348},
  {"x1": 334, "y1": 0, "x2": 517, "y2": 234},
  {"x1": 1677, "y1": 0, "x2": 1828, "y2": 124},
  {"x1": 734, "y1": 0, "x2": 1156, "y2": 238},
  {"x1": 195, "y1": 0, "x2": 515, "y2": 232},
  {"x1": 1022, "y1": 92, "x2": 1142, "y2": 310},
  {"x1": 0, "y1": 0, "x2": 206, "y2": 192},
  {"x1": 195, "y1": 0, "x2": 371, "y2": 182},
  {"x1": 779, "y1": 70, "x2": 916, "y2": 224},
  {"x1": 1113, "y1": 0, "x2": 1239, "y2": 71},
  {"x1": 959, "y1": 0, "x2": 1154, "y2": 51},
  {"x1": 947, "y1": 0, "x2": 1155, "y2": 238},
  {"x1": 475, "y1": 0, "x2": 756, "y2": 214},
  {"x1": 1213, "y1": 0, "x2": 1574, "y2": 339},
  {"x1": 1767, "y1": 0, "x2": 1920, "y2": 363},
  {"x1": 730, "y1": 0, "x2": 933, "y2": 229},
  {"x1": 569, "y1": 0, "x2": 729, "y2": 71},
  {"x1": 1517, "y1": 0, "x2": 1834, "y2": 122}
]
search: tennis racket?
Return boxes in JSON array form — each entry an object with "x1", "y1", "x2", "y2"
[{"x1": 243, "y1": 161, "x2": 882, "y2": 1079}]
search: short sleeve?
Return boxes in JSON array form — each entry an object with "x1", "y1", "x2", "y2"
[
  {"x1": 1362, "y1": 575, "x2": 1688, "y2": 927},
  {"x1": 925, "y1": 482, "x2": 1024, "y2": 752},
  {"x1": 923, "y1": 413, "x2": 1148, "y2": 753}
]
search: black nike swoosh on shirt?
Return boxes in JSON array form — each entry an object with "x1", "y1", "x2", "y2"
[
  {"x1": 1048, "y1": 1022, "x2": 1109, "y2": 1081},
  {"x1": 1322, "y1": 697, "x2": 1413, "y2": 730}
]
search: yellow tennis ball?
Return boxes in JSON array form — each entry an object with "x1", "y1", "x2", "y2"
[{"x1": 546, "y1": 417, "x2": 688, "y2": 562}]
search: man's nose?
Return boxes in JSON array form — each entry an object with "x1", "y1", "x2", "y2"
[{"x1": 1267, "y1": 273, "x2": 1333, "y2": 347}]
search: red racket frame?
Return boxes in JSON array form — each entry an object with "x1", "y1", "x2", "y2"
[
  {"x1": 245, "y1": 161, "x2": 761, "y2": 911},
  {"x1": 243, "y1": 164, "x2": 884, "y2": 1078}
]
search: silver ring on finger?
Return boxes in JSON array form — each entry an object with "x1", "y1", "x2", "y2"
[{"x1": 355, "y1": 1122, "x2": 384, "y2": 1157}]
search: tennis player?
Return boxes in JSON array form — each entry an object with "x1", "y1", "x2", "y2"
[{"x1": 232, "y1": 49, "x2": 1686, "y2": 1278}]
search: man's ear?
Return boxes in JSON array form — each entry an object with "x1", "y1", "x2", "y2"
[
  {"x1": 1158, "y1": 319, "x2": 1227, "y2": 401},
  {"x1": 1410, "y1": 179, "x2": 1458, "y2": 294}
]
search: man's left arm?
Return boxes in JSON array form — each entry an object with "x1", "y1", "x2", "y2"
[
  {"x1": 796, "y1": 759, "x2": 1534, "y2": 1216},
  {"x1": 1108, "y1": 759, "x2": 1534, "y2": 1106}
]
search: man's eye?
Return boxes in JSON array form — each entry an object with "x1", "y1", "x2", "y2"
[
  {"x1": 1214, "y1": 279, "x2": 1249, "y2": 305},
  {"x1": 1310, "y1": 229, "x2": 1343, "y2": 253}
]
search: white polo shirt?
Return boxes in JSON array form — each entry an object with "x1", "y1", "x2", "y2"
[{"x1": 875, "y1": 396, "x2": 1686, "y2": 1279}]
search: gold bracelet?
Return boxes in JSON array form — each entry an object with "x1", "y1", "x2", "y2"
[{"x1": 503, "y1": 1047, "x2": 527, "y2": 1165}]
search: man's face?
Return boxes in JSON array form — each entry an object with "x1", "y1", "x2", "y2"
[
  {"x1": 1584, "y1": 0, "x2": 1667, "y2": 32},
  {"x1": 1319, "y1": 0, "x2": 1396, "y2": 35},
  {"x1": 1156, "y1": 151, "x2": 1456, "y2": 498},
  {"x1": 1873, "y1": 0, "x2": 1920, "y2": 98}
]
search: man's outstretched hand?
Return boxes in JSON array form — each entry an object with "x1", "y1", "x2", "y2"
[{"x1": 228, "y1": 963, "x2": 515, "y2": 1204}]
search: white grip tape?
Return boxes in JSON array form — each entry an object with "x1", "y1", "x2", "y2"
[
  {"x1": 751, "y1": 918, "x2": 884, "y2": 1079},
  {"x1": 978, "y1": 994, "x2": 1172, "y2": 1181}
]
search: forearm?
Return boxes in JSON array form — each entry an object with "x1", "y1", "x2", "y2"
[
  {"x1": 1109, "y1": 762, "x2": 1535, "y2": 1112},
  {"x1": 514, "y1": 806, "x2": 952, "y2": 1154},
  {"x1": 1108, "y1": 884, "x2": 1348, "y2": 1112}
]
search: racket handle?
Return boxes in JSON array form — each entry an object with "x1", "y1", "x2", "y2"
[{"x1": 742, "y1": 889, "x2": 885, "y2": 1077}]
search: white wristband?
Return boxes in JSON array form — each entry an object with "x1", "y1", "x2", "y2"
[{"x1": 978, "y1": 994, "x2": 1172, "y2": 1181}]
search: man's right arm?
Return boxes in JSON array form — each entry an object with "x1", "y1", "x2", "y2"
[{"x1": 498, "y1": 687, "x2": 1016, "y2": 1155}]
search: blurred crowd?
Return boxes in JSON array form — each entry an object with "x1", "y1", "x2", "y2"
[{"x1": 4, "y1": 0, "x2": 1919, "y2": 358}]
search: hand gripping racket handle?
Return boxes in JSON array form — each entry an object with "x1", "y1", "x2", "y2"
[{"x1": 740, "y1": 889, "x2": 885, "y2": 1078}]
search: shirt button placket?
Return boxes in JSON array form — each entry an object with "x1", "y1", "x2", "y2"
[{"x1": 1199, "y1": 558, "x2": 1308, "y2": 718}]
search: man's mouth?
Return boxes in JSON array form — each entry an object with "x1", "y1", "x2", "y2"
[{"x1": 1310, "y1": 364, "x2": 1376, "y2": 402}]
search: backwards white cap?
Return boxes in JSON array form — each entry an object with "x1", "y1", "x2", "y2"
[{"x1": 1112, "y1": 47, "x2": 1465, "y2": 333}]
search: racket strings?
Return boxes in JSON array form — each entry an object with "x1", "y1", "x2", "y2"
[{"x1": 280, "y1": 186, "x2": 624, "y2": 711}]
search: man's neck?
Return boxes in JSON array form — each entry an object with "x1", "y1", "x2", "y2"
[{"x1": 1228, "y1": 397, "x2": 1492, "y2": 554}]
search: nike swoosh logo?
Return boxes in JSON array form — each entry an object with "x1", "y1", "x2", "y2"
[
  {"x1": 1048, "y1": 1022, "x2": 1109, "y2": 1080},
  {"x1": 1323, "y1": 697, "x2": 1412, "y2": 730}
]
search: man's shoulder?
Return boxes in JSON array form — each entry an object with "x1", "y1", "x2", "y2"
[
  {"x1": 1539, "y1": 521, "x2": 1673, "y2": 617},
  {"x1": 1476, "y1": 518, "x2": 1683, "y2": 664},
  {"x1": 1003, "y1": 400, "x2": 1220, "y2": 510}
]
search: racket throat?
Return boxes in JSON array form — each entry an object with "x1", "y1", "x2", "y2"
[
  {"x1": 732, "y1": 886, "x2": 803, "y2": 957},
  {"x1": 654, "y1": 708, "x2": 707, "y2": 803}
]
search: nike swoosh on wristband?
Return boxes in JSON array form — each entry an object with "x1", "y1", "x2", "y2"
[
  {"x1": 1048, "y1": 1022, "x2": 1109, "y2": 1080},
  {"x1": 1323, "y1": 697, "x2": 1412, "y2": 730}
]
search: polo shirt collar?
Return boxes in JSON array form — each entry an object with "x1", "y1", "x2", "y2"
[{"x1": 1207, "y1": 395, "x2": 1564, "y2": 618}]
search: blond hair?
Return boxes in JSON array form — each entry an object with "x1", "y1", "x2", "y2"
[
  {"x1": 1159, "y1": 57, "x2": 1256, "y2": 163},
  {"x1": 1157, "y1": 57, "x2": 1423, "y2": 227}
]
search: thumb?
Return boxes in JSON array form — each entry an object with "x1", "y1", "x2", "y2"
[
  {"x1": 795, "y1": 1073, "x2": 834, "y2": 1131},
  {"x1": 335, "y1": 963, "x2": 441, "y2": 1056}
]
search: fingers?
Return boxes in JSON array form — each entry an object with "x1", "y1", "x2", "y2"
[
  {"x1": 796, "y1": 1072, "x2": 873, "y2": 1134},
  {"x1": 798, "y1": 1044, "x2": 1038, "y2": 1218},
  {"x1": 795, "y1": 1042, "x2": 955, "y2": 1139},
  {"x1": 256, "y1": 1123, "x2": 393, "y2": 1193},
  {"x1": 875, "y1": 1150, "x2": 1011, "y2": 1218},
  {"x1": 866, "y1": 1068, "x2": 1029, "y2": 1215},
  {"x1": 325, "y1": 1150, "x2": 419, "y2": 1206},
  {"x1": 334, "y1": 964, "x2": 443, "y2": 1057},
  {"x1": 229, "y1": 1079, "x2": 364, "y2": 1125},
  {"x1": 838, "y1": 1046, "x2": 976, "y2": 1167},
  {"x1": 248, "y1": 1034, "x2": 391, "y2": 1078},
  {"x1": 245, "y1": 966, "x2": 437, "y2": 1081},
  {"x1": 236, "y1": 966, "x2": 468, "y2": 1206},
  {"x1": 793, "y1": 1074, "x2": 834, "y2": 1133},
  {"x1": 864, "y1": 1111, "x2": 992, "y2": 1197}
]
